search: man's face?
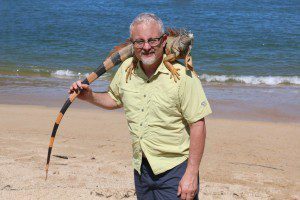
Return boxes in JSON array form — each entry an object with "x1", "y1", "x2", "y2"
[{"x1": 131, "y1": 22, "x2": 167, "y2": 66}]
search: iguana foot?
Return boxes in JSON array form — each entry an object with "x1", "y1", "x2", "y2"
[
  {"x1": 169, "y1": 67, "x2": 180, "y2": 82},
  {"x1": 185, "y1": 54, "x2": 199, "y2": 78},
  {"x1": 164, "y1": 61, "x2": 180, "y2": 83},
  {"x1": 163, "y1": 54, "x2": 180, "y2": 83},
  {"x1": 125, "y1": 63, "x2": 135, "y2": 83}
]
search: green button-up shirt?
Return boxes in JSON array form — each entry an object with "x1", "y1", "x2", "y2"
[{"x1": 108, "y1": 55, "x2": 212, "y2": 175}]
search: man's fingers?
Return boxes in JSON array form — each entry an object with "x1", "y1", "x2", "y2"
[
  {"x1": 186, "y1": 192, "x2": 192, "y2": 200},
  {"x1": 76, "y1": 81, "x2": 82, "y2": 89},
  {"x1": 180, "y1": 192, "x2": 187, "y2": 200},
  {"x1": 187, "y1": 189, "x2": 197, "y2": 200},
  {"x1": 69, "y1": 82, "x2": 77, "y2": 93},
  {"x1": 81, "y1": 84, "x2": 89, "y2": 90},
  {"x1": 72, "y1": 82, "x2": 78, "y2": 90},
  {"x1": 179, "y1": 187, "x2": 197, "y2": 200},
  {"x1": 68, "y1": 81, "x2": 85, "y2": 94},
  {"x1": 177, "y1": 184, "x2": 182, "y2": 196},
  {"x1": 68, "y1": 86, "x2": 73, "y2": 94}
]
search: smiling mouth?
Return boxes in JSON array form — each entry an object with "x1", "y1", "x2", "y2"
[{"x1": 142, "y1": 52, "x2": 155, "y2": 57}]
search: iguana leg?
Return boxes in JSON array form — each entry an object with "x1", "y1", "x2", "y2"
[
  {"x1": 185, "y1": 52, "x2": 198, "y2": 78},
  {"x1": 185, "y1": 54, "x2": 193, "y2": 71},
  {"x1": 125, "y1": 56, "x2": 138, "y2": 83},
  {"x1": 163, "y1": 54, "x2": 180, "y2": 83},
  {"x1": 125, "y1": 63, "x2": 134, "y2": 83}
]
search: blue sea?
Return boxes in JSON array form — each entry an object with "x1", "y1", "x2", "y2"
[{"x1": 0, "y1": 0, "x2": 299, "y2": 121}]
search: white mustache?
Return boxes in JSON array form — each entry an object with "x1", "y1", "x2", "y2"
[{"x1": 141, "y1": 51, "x2": 155, "y2": 55}]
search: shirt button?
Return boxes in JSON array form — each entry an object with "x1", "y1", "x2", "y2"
[
  {"x1": 140, "y1": 123, "x2": 142, "y2": 126},
  {"x1": 144, "y1": 94, "x2": 146, "y2": 97},
  {"x1": 141, "y1": 109, "x2": 144, "y2": 112}
]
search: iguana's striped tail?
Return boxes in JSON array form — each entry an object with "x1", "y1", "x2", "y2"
[{"x1": 45, "y1": 44, "x2": 133, "y2": 180}]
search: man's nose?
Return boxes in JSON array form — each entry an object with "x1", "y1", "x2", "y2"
[{"x1": 143, "y1": 42, "x2": 152, "y2": 51}]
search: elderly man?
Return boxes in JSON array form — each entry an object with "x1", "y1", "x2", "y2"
[{"x1": 69, "y1": 13, "x2": 212, "y2": 200}]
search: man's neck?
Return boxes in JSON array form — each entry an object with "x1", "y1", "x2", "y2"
[{"x1": 141, "y1": 55, "x2": 163, "y2": 79}]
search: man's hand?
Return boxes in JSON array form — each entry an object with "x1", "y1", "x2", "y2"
[
  {"x1": 69, "y1": 80, "x2": 120, "y2": 110},
  {"x1": 177, "y1": 118, "x2": 206, "y2": 200},
  {"x1": 68, "y1": 80, "x2": 93, "y2": 101},
  {"x1": 177, "y1": 170, "x2": 198, "y2": 200}
]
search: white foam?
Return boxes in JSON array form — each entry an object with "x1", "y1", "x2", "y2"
[
  {"x1": 200, "y1": 74, "x2": 300, "y2": 86},
  {"x1": 51, "y1": 69, "x2": 112, "y2": 81},
  {"x1": 51, "y1": 69, "x2": 78, "y2": 77}
]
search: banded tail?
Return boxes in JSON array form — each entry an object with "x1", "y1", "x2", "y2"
[{"x1": 45, "y1": 43, "x2": 133, "y2": 180}]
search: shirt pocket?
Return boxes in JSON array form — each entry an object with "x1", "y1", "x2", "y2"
[
  {"x1": 120, "y1": 87, "x2": 141, "y2": 122},
  {"x1": 151, "y1": 86, "x2": 178, "y2": 114}
]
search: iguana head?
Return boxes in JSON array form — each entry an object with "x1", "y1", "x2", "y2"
[{"x1": 178, "y1": 32, "x2": 194, "y2": 55}]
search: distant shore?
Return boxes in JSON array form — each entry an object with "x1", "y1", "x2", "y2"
[{"x1": 0, "y1": 103, "x2": 299, "y2": 199}]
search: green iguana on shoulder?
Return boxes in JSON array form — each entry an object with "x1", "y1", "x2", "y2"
[{"x1": 124, "y1": 28, "x2": 195, "y2": 82}]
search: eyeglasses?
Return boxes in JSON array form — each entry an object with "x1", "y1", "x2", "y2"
[{"x1": 131, "y1": 35, "x2": 164, "y2": 49}]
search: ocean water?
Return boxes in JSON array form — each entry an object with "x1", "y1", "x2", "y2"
[{"x1": 0, "y1": 1, "x2": 299, "y2": 121}]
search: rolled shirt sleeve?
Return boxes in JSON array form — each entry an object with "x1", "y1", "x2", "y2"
[
  {"x1": 179, "y1": 70, "x2": 212, "y2": 124},
  {"x1": 107, "y1": 66, "x2": 123, "y2": 106}
]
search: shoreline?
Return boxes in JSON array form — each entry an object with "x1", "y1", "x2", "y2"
[
  {"x1": 1, "y1": 69, "x2": 300, "y2": 124},
  {"x1": 0, "y1": 104, "x2": 299, "y2": 199},
  {"x1": 1, "y1": 88, "x2": 299, "y2": 123}
]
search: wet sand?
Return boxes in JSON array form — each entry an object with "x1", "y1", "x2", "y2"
[
  {"x1": 2, "y1": 73, "x2": 300, "y2": 124},
  {"x1": 0, "y1": 103, "x2": 299, "y2": 199}
]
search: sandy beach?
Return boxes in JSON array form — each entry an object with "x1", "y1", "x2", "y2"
[
  {"x1": 0, "y1": 103, "x2": 299, "y2": 200},
  {"x1": 1, "y1": 1, "x2": 300, "y2": 199}
]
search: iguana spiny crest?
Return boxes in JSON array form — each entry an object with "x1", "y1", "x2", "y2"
[{"x1": 115, "y1": 28, "x2": 196, "y2": 83}]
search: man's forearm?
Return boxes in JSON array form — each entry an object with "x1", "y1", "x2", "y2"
[
  {"x1": 86, "y1": 92, "x2": 121, "y2": 110},
  {"x1": 186, "y1": 118, "x2": 206, "y2": 175}
]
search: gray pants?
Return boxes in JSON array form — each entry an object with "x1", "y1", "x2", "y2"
[{"x1": 134, "y1": 158, "x2": 199, "y2": 200}]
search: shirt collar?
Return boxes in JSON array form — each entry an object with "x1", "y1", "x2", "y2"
[
  {"x1": 155, "y1": 54, "x2": 170, "y2": 75},
  {"x1": 135, "y1": 54, "x2": 170, "y2": 80}
]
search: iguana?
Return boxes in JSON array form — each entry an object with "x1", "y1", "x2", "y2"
[
  {"x1": 125, "y1": 28, "x2": 195, "y2": 83},
  {"x1": 45, "y1": 28, "x2": 195, "y2": 179}
]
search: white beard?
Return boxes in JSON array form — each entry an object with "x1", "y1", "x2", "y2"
[{"x1": 140, "y1": 55, "x2": 157, "y2": 66}]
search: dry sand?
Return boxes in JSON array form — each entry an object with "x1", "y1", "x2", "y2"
[{"x1": 0, "y1": 104, "x2": 299, "y2": 199}]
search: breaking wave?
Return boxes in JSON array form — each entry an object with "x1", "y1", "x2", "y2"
[
  {"x1": 3, "y1": 65, "x2": 300, "y2": 86},
  {"x1": 51, "y1": 69, "x2": 78, "y2": 77},
  {"x1": 200, "y1": 74, "x2": 300, "y2": 86},
  {"x1": 51, "y1": 69, "x2": 110, "y2": 80},
  {"x1": 51, "y1": 71, "x2": 300, "y2": 86}
]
